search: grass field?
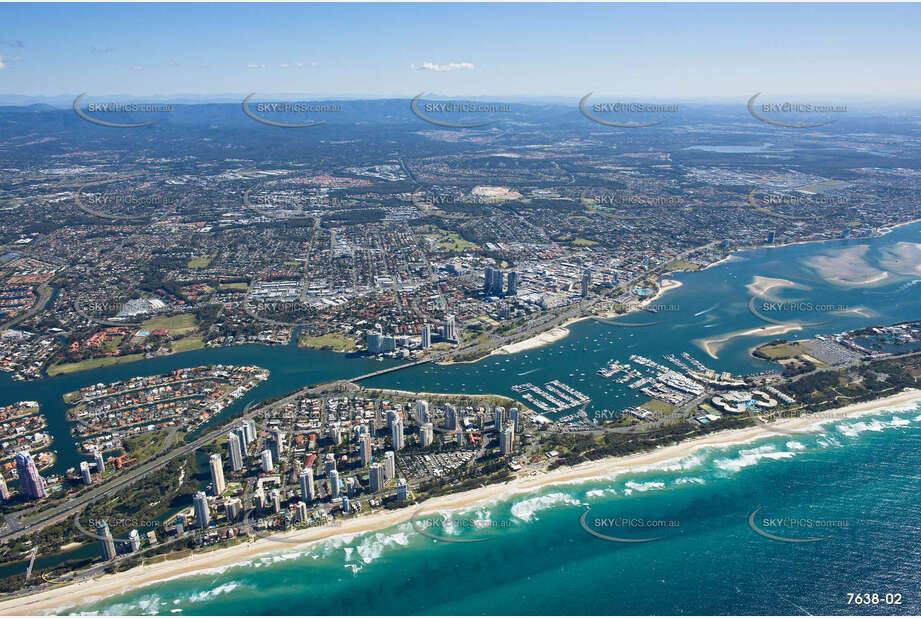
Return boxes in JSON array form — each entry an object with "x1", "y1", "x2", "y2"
[
  {"x1": 122, "y1": 428, "x2": 181, "y2": 460},
  {"x1": 298, "y1": 332, "x2": 358, "y2": 352},
  {"x1": 571, "y1": 237, "x2": 599, "y2": 246},
  {"x1": 430, "y1": 231, "x2": 476, "y2": 252},
  {"x1": 218, "y1": 282, "x2": 248, "y2": 291},
  {"x1": 664, "y1": 259, "x2": 701, "y2": 272},
  {"x1": 171, "y1": 335, "x2": 204, "y2": 353},
  {"x1": 187, "y1": 255, "x2": 214, "y2": 269},
  {"x1": 641, "y1": 398, "x2": 675, "y2": 414},
  {"x1": 141, "y1": 314, "x2": 198, "y2": 336},
  {"x1": 756, "y1": 341, "x2": 807, "y2": 360},
  {"x1": 47, "y1": 353, "x2": 145, "y2": 376}
]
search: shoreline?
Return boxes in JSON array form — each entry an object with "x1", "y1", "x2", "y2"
[{"x1": 5, "y1": 387, "x2": 920, "y2": 615}]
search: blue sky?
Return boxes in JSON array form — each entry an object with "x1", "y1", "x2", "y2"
[{"x1": 1, "y1": 2, "x2": 920, "y2": 99}]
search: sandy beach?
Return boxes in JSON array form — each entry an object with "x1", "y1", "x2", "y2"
[
  {"x1": 696, "y1": 322, "x2": 803, "y2": 359},
  {"x1": 4, "y1": 388, "x2": 919, "y2": 616},
  {"x1": 491, "y1": 325, "x2": 570, "y2": 355}
]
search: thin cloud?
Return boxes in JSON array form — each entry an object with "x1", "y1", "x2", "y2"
[
  {"x1": 1, "y1": 39, "x2": 24, "y2": 49},
  {"x1": 90, "y1": 45, "x2": 116, "y2": 54},
  {"x1": 168, "y1": 58, "x2": 180, "y2": 67},
  {"x1": 279, "y1": 62, "x2": 317, "y2": 68},
  {"x1": 131, "y1": 65, "x2": 143, "y2": 71},
  {"x1": 414, "y1": 61, "x2": 475, "y2": 72},
  {"x1": 0, "y1": 55, "x2": 22, "y2": 69},
  {"x1": 247, "y1": 63, "x2": 266, "y2": 69}
]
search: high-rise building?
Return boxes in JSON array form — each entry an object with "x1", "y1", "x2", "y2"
[
  {"x1": 225, "y1": 498, "x2": 243, "y2": 521},
  {"x1": 500, "y1": 426, "x2": 515, "y2": 456},
  {"x1": 300, "y1": 468, "x2": 315, "y2": 501},
  {"x1": 359, "y1": 433, "x2": 372, "y2": 466},
  {"x1": 421, "y1": 324, "x2": 431, "y2": 349},
  {"x1": 369, "y1": 463, "x2": 385, "y2": 492},
  {"x1": 767, "y1": 230, "x2": 776, "y2": 244},
  {"x1": 484, "y1": 266, "x2": 496, "y2": 294},
  {"x1": 391, "y1": 418, "x2": 405, "y2": 451},
  {"x1": 445, "y1": 403, "x2": 458, "y2": 430},
  {"x1": 228, "y1": 431, "x2": 244, "y2": 471},
  {"x1": 209, "y1": 453, "x2": 226, "y2": 495},
  {"x1": 383, "y1": 451, "x2": 395, "y2": 480},
  {"x1": 243, "y1": 418, "x2": 257, "y2": 444},
  {"x1": 396, "y1": 478, "x2": 408, "y2": 501},
  {"x1": 261, "y1": 449, "x2": 274, "y2": 473},
  {"x1": 80, "y1": 460, "x2": 92, "y2": 485},
  {"x1": 128, "y1": 529, "x2": 141, "y2": 553},
  {"x1": 329, "y1": 469, "x2": 341, "y2": 498},
  {"x1": 295, "y1": 501, "x2": 309, "y2": 523},
  {"x1": 415, "y1": 400, "x2": 429, "y2": 424},
  {"x1": 232, "y1": 426, "x2": 249, "y2": 457},
  {"x1": 443, "y1": 315, "x2": 457, "y2": 342},
  {"x1": 96, "y1": 521, "x2": 116, "y2": 561},
  {"x1": 270, "y1": 428, "x2": 285, "y2": 460},
  {"x1": 509, "y1": 407, "x2": 520, "y2": 433},
  {"x1": 193, "y1": 491, "x2": 210, "y2": 529},
  {"x1": 324, "y1": 452, "x2": 337, "y2": 477},
  {"x1": 94, "y1": 450, "x2": 105, "y2": 475},
  {"x1": 581, "y1": 269, "x2": 591, "y2": 297},
  {"x1": 341, "y1": 496, "x2": 351, "y2": 514},
  {"x1": 271, "y1": 488, "x2": 281, "y2": 514},
  {"x1": 345, "y1": 476, "x2": 358, "y2": 498},
  {"x1": 15, "y1": 452, "x2": 46, "y2": 499},
  {"x1": 420, "y1": 423, "x2": 434, "y2": 447},
  {"x1": 0, "y1": 475, "x2": 9, "y2": 501},
  {"x1": 506, "y1": 271, "x2": 519, "y2": 296},
  {"x1": 494, "y1": 406, "x2": 506, "y2": 433},
  {"x1": 329, "y1": 425, "x2": 342, "y2": 445}
]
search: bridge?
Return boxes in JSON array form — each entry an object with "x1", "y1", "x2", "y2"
[{"x1": 349, "y1": 359, "x2": 431, "y2": 382}]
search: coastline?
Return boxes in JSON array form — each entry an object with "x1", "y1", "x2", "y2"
[{"x1": 5, "y1": 387, "x2": 920, "y2": 616}]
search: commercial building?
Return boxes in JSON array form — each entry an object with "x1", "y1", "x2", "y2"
[
  {"x1": 96, "y1": 521, "x2": 116, "y2": 561},
  {"x1": 391, "y1": 418, "x2": 405, "y2": 450},
  {"x1": 128, "y1": 529, "x2": 141, "y2": 553},
  {"x1": 300, "y1": 468, "x2": 315, "y2": 501},
  {"x1": 261, "y1": 449, "x2": 274, "y2": 473},
  {"x1": 383, "y1": 451, "x2": 395, "y2": 480},
  {"x1": 15, "y1": 451, "x2": 46, "y2": 499},
  {"x1": 80, "y1": 460, "x2": 92, "y2": 485},
  {"x1": 209, "y1": 453, "x2": 226, "y2": 495},
  {"x1": 228, "y1": 431, "x2": 244, "y2": 471},
  {"x1": 193, "y1": 491, "x2": 210, "y2": 528},
  {"x1": 420, "y1": 422, "x2": 434, "y2": 447},
  {"x1": 329, "y1": 469, "x2": 341, "y2": 499},
  {"x1": 369, "y1": 463, "x2": 385, "y2": 492},
  {"x1": 359, "y1": 433, "x2": 372, "y2": 466}
]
